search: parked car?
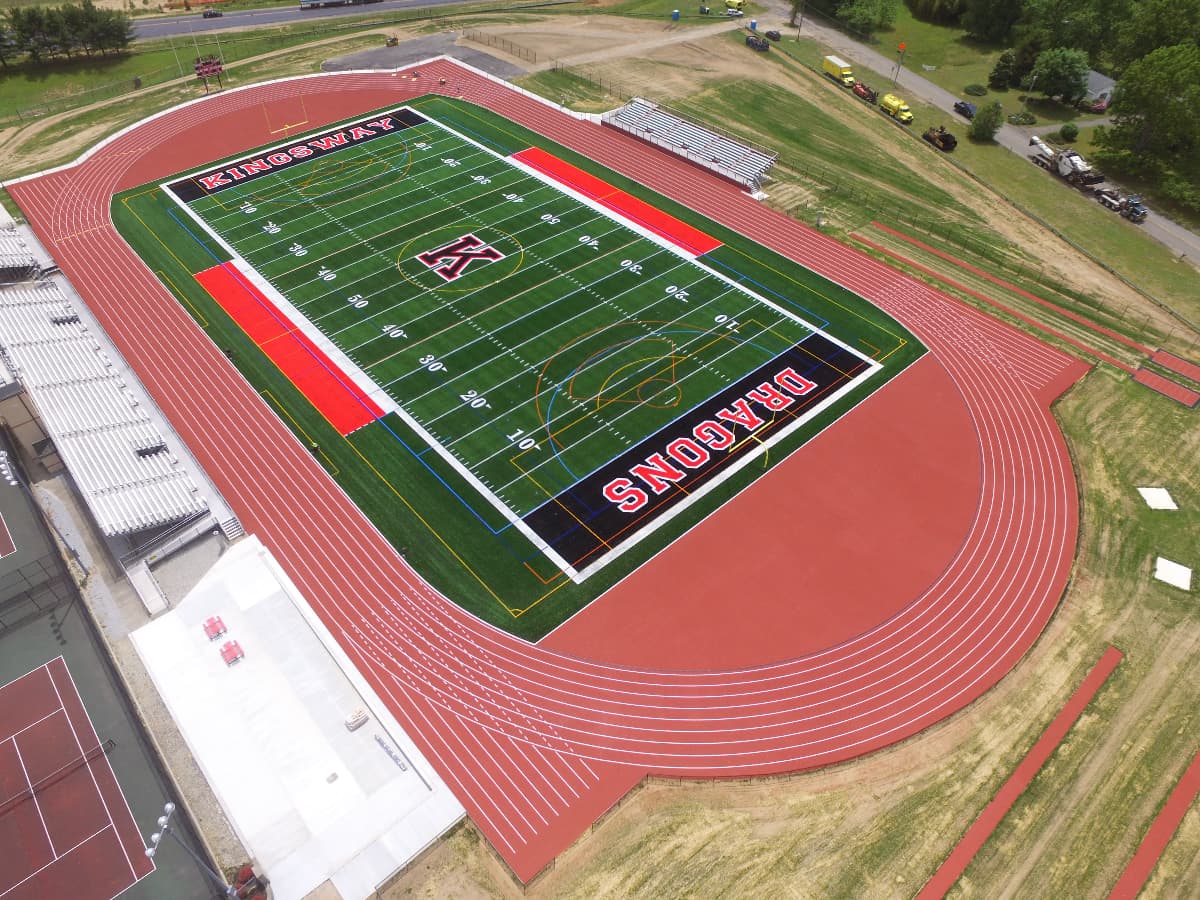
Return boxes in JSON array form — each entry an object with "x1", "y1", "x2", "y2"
[
  {"x1": 202, "y1": 8, "x2": 223, "y2": 17},
  {"x1": 765, "y1": 29, "x2": 782, "y2": 41},
  {"x1": 953, "y1": 100, "x2": 976, "y2": 119}
]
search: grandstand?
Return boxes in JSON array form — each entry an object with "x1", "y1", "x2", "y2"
[
  {"x1": 603, "y1": 97, "x2": 777, "y2": 191},
  {"x1": 0, "y1": 281, "x2": 209, "y2": 536},
  {"x1": 0, "y1": 229, "x2": 39, "y2": 283}
]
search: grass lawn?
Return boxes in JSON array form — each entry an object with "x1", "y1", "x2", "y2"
[{"x1": 866, "y1": 6, "x2": 1104, "y2": 127}]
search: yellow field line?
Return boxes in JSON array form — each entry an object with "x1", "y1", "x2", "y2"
[
  {"x1": 260, "y1": 390, "x2": 340, "y2": 476},
  {"x1": 156, "y1": 270, "x2": 208, "y2": 327},
  {"x1": 341, "y1": 428, "x2": 520, "y2": 618}
]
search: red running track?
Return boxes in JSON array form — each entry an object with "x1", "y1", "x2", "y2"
[
  {"x1": 0, "y1": 658, "x2": 152, "y2": 900},
  {"x1": 8, "y1": 63, "x2": 1089, "y2": 882}
]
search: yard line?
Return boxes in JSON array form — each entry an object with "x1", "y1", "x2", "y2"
[
  {"x1": 446, "y1": 290, "x2": 775, "y2": 478},
  {"x1": 489, "y1": 311, "x2": 804, "y2": 499},
  {"x1": 336, "y1": 212, "x2": 631, "y2": 354}
]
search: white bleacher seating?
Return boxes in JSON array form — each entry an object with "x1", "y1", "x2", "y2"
[
  {"x1": 0, "y1": 229, "x2": 38, "y2": 283},
  {"x1": 603, "y1": 98, "x2": 777, "y2": 190},
  {"x1": 0, "y1": 281, "x2": 207, "y2": 535}
]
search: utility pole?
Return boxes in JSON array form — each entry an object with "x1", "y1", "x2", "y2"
[
  {"x1": 146, "y1": 802, "x2": 238, "y2": 898},
  {"x1": 892, "y1": 41, "x2": 906, "y2": 87}
]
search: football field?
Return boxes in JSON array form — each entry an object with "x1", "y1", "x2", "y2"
[{"x1": 117, "y1": 98, "x2": 918, "y2": 636}]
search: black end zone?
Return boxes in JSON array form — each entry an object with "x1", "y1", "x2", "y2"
[
  {"x1": 523, "y1": 333, "x2": 871, "y2": 572},
  {"x1": 166, "y1": 108, "x2": 426, "y2": 203}
]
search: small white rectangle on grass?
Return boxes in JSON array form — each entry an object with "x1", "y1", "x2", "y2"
[
  {"x1": 1154, "y1": 557, "x2": 1192, "y2": 591},
  {"x1": 1138, "y1": 487, "x2": 1178, "y2": 510}
]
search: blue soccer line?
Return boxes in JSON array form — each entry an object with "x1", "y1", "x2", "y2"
[{"x1": 700, "y1": 254, "x2": 831, "y2": 330}]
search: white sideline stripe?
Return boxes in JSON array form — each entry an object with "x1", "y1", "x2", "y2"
[
  {"x1": 158, "y1": 104, "x2": 880, "y2": 585},
  {"x1": 9, "y1": 736, "x2": 56, "y2": 858}
]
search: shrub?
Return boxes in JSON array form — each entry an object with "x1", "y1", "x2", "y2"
[
  {"x1": 969, "y1": 101, "x2": 1005, "y2": 140},
  {"x1": 1007, "y1": 110, "x2": 1037, "y2": 125},
  {"x1": 989, "y1": 50, "x2": 1017, "y2": 89},
  {"x1": 964, "y1": 83, "x2": 987, "y2": 96},
  {"x1": 1059, "y1": 121, "x2": 1079, "y2": 142}
]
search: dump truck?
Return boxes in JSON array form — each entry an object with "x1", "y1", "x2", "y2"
[
  {"x1": 922, "y1": 125, "x2": 957, "y2": 151},
  {"x1": 853, "y1": 81, "x2": 878, "y2": 104},
  {"x1": 822, "y1": 55, "x2": 855, "y2": 88},
  {"x1": 879, "y1": 93, "x2": 913, "y2": 124},
  {"x1": 1029, "y1": 136, "x2": 1105, "y2": 187}
]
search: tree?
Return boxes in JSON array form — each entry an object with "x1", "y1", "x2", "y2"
[
  {"x1": 1113, "y1": 0, "x2": 1200, "y2": 73},
  {"x1": 988, "y1": 49, "x2": 1017, "y2": 87},
  {"x1": 961, "y1": 0, "x2": 1023, "y2": 43},
  {"x1": 836, "y1": 0, "x2": 897, "y2": 37},
  {"x1": 1028, "y1": 46, "x2": 1090, "y2": 103},
  {"x1": 1099, "y1": 42, "x2": 1200, "y2": 164},
  {"x1": 905, "y1": 0, "x2": 965, "y2": 24},
  {"x1": 968, "y1": 101, "x2": 1004, "y2": 140},
  {"x1": 0, "y1": 22, "x2": 16, "y2": 68}
]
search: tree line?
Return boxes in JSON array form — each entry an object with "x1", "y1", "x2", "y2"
[
  {"x1": 956, "y1": 0, "x2": 1200, "y2": 212},
  {"x1": 792, "y1": 0, "x2": 1200, "y2": 211},
  {"x1": 0, "y1": 0, "x2": 134, "y2": 67}
]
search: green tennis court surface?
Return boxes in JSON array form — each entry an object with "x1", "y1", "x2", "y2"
[{"x1": 116, "y1": 98, "x2": 920, "y2": 638}]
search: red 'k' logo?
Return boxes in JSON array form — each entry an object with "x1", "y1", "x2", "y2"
[{"x1": 416, "y1": 234, "x2": 505, "y2": 282}]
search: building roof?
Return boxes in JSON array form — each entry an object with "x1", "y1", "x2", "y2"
[{"x1": 1086, "y1": 69, "x2": 1116, "y2": 100}]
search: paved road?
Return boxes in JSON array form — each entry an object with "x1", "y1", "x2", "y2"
[
  {"x1": 765, "y1": 4, "x2": 1200, "y2": 264},
  {"x1": 133, "y1": 0, "x2": 460, "y2": 40},
  {"x1": 136, "y1": 0, "x2": 1200, "y2": 263}
]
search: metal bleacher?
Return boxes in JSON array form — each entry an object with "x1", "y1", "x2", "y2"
[
  {"x1": 603, "y1": 97, "x2": 777, "y2": 191},
  {"x1": 0, "y1": 229, "x2": 39, "y2": 283},
  {"x1": 0, "y1": 281, "x2": 208, "y2": 535}
]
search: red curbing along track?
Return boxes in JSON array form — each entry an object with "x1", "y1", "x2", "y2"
[
  {"x1": 1109, "y1": 748, "x2": 1200, "y2": 899},
  {"x1": 8, "y1": 63, "x2": 1090, "y2": 882},
  {"x1": 917, "y1": 646, "x2": 1124, "y2": 900}
]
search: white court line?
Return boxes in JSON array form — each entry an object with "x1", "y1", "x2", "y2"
[
  {"x1": 9, "y1": 735, "x2": 56, "y2": 858},
  {"x1": 46, "y1": 660, "x2": 138, "y2": 881},
  {"x1": 0, "y1": 707, "x2": 62, "y2": 745},
  {"x1": 0, "y1": 510, "x2": 15, "y2": 560},
  {"x1": 0, "y1": 824, "x2": 112, "y2": 898}
]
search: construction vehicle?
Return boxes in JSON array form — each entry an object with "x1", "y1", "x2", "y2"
[
  {"x1": 922, "y1": 125, "x2": 957, "y2": 151},
  {"x1": 724, "y1": 0, "x2": 744, "y2": 9},
  {"x1": 1029, "y1": 136, "x2": 1105, "y2": 187},
  {"x1": 853, "y1": 81, "x2": 878, "y2": 104},
  {"x1": 1096, "y1": 188, "x2": 1148, "y2": 222},
  {"x1": 746, "y1": 34, "x2": 770, "y2": 52},
  {"x1": 822, "y1": 55, "x2": 855, "y2": 88},
  {"x1": 879, "y1": 93, "x2": 913, "y2": 124}
]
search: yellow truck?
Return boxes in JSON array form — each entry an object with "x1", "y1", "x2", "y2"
[
  {"x1": 822, "y1": 55, "x2": 855, "y2": 88},
  {"x1": 880, "y1": 93, "x2": 914, "y2": 124}
]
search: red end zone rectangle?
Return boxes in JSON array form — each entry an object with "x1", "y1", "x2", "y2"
[
  {"x1": 511, "y1": 146, "x2": 723, "y2": 256},
  {"x1": 195, "y1": 263, "x2": 384, "y2": 434}
]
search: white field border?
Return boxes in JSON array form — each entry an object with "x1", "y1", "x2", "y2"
[{"x1": 158, "y1": 106, "x2": 882, "y2": 584}]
